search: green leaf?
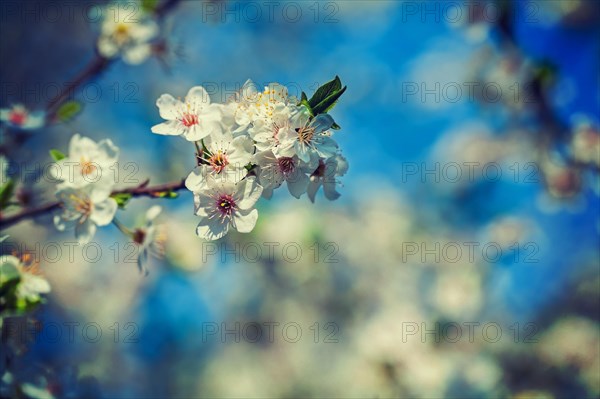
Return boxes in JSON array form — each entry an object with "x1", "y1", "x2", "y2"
[
  {"x1": 0, "y1": 179, "x2": 15, "y2": 210},
  {"x1": 300, "y1": 91, "x2": 308, "y2": 102},
  {"x1": 111, "y1": 193, "x2": 133, "y2": 209},
  {"x1": 141, "y1": 0, "x2": 159, "y2": 12},
  {"x1": 331, "y1": 122, "x2": 341, "y2": 130},
  {"x1": 56, "y1": 100, "x2": 83, "y2": 123},
  {"x1": 49, "y1": 149, "x2": 66, "y2": 161},
  {"x1": 308, "y1": 76, "x2": 342, "y2": 109},
  {"x1": 312, "y1": 85, "x2": 347, "y2": 115}
]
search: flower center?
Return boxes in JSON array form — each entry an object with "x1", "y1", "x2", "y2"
[
  {"x1": 209, "y1": 151, "x2": 229, "y2": 173},
  {"x1": 80, "y1": 157, "x2": 97, "y2": 176},
  {"x1": 69, "y1": 194, "x2": 93, "y2": 218},
  {"x1": 216, "y1": 194, "x2": 236, "y2": 218},
  {"x1": 296, "y1": 126, "x2": 314, "y2": 145},
  {"x1": 278, "y1": 157, "x2": 295, "y2": 175},
  {"x1": 133, "y1": 229, "x2": 146, "y2": 245},
  {"x1": 9, "y1": 110, "x2": 27, "y2": 125},
  {"x1": 114, "y1": 23, "x2": 131, "y2": 44},
  {"x1": 181, "y1": 112, "x2": 199, "y2": 127},
  {"x1": 312, "y1": 160, "x2": 326, "y2": 178}
]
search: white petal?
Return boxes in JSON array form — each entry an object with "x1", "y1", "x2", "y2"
[
  {"x1": 97, "y1": 139, "x2": 120, "y2": 164},
  {"x1": 75, "y1": 219, "x2": 97, "y2": 244},
  {"x1": 233, "y1": 208, "x2": 258, "y2": 233},
  {"x1": 185, "y1": 169, "x2": 206, "y2": 192},
  {"x1": 25, "y1": 275, "x2": 51, "y2": 294},
  {"x1": 183, "y1": 124, "x2": 210, "y2": 141},
  {"x1": 323, "y1": 182, "x2": 341, "y2": 201},
  {"x1": 306, "y1": 179, "x2": 320, "y2": 203},
  {"x1": 316, "y1": 137, "x2": 338, "y2": 159},
  {"x1": 97, "y1": 36, "x2": 119, "y2": 58},
  {"x1": 236, "y1": 177, "x2": 263, "y2": 210},
  {"x1": 286, "y1": 172, "x2": 309, "y2": 199},
  {"x1": 88, "y1": 185, "x2": 111, "y2": 203},
  {"x1": 0, "y1": 255, "x2": 21, "y2": 282},
  {"x1": 145, "y1": 205, "x2": 162, "y2": 222},
  {"x1": 131, "y1": 20, "x2": 158, "y2": 41},
  {"x1": 156, "y1": 94, "x2": 183, "y2": 120},
  {"x1": 311, "y1": 113, "x2": 334, "y2": 133},
  {"x1": 151, "y1": 120, "x2": 184, "y2": 136},
  {"x1": 122, "y1": 44, "x2": 151, "y2": 65},
  {"x1": 196, "y1": 218, "x2": 229, "y2": 241},
  {"x1": 186, "y1": 86, "x2": 211, "y2": 107},
  {"x1": 90, "y1": 198, "x2": 117, "y2": 226}
]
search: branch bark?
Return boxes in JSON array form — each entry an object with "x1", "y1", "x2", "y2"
[{"x1": 0, "y1": 179, "x2": 186, "y2": 230}]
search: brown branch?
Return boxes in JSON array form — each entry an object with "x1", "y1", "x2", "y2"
[
  {"x1": 0, "y1": 179, "x2": 186, "y2": 230},
  {"x1": 44, "y1": 0, "x2": 183, "y2": 119},
  {"x1": 46, "y1": 55, "x2": 112, "y2": 116}
]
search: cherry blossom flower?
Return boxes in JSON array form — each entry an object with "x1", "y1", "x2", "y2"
[
  {"x1": 254, "y1": 150, "x2": 316, "y2": 199},
  {"x1": 230, "y1": 81, "x2": 296, "y2": 133},
  {"x1": 151, "y1": 86, "x2": 223, "y2": 141},
  {"x1": 190, "y1": 176, "x2": 263, "y2": 241},
  {"x1": 276, "y1": 108, "x2": 339, "y2": 163},
  {"x1": 97, "y1": 2, "x2": 158, "y2": 64},
  {"x1": 307, "y1": 154, "x2": 348, "y2": 203},
  {"x1": 132, "y1": 205, "x2": 166, "y2": 275},
  {"x1": 248, "y1": 103, "x2": 297, "y2": 152},
  {"x1": 51, "y1": 134, "x2": 119, "y2": 189},
  {"x1": 186, "y1": 131, "x2": 254, "y2": 189},
  {"x1": 0, "y1": 253, "x2": 50, "y2": 304},
  {"x1": 0, "y1": 104, "x2": 45, "y2": 130},
  {"x1": 54, "y1": 185, "x2": 118, "y2": 244}
]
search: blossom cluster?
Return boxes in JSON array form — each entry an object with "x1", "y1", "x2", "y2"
[
  {"x1": 49, "y1": 134, "x2": 163, "y2": 272},
  {"x1": 151, "y1": 78, "x2": 348, "y2": 240}
]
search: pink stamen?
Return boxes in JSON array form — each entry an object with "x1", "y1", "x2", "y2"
[
  {"x1": 215, "y1": 194, "x2": 236, "y2": 219},
  {"x1": 181, "y1": 113, "x2": 199, "y2": 127}
]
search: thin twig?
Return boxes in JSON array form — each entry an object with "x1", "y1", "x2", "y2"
[{"x1": 0, "y1": 179, "x2": 186, "y2": 230}]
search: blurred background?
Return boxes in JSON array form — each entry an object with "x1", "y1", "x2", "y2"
[{"x1": 1, "y1": 0, "x2": 599, "y2": 398}]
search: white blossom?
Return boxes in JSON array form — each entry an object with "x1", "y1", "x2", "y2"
[
  {"x1": 0, "y1": 254, "x2": 50, "y2": 303},
  {"x1": 97, "y1": 2, "x2": 158, "y2": 64},
  {"x1": 307, "y1": 154, "x2": 348, "y2": 203},
  {"x1": 254, "y1": 150, "x2": 316, "y2": 199},
  {"x1": 54, "y1": 185, "x2": 118, "y2": 244},
  {"x1": 132, "y1": 205, "x2": 166, "y2": 275},
  {"x1": 189, "y1": 176, "x2": 263, "y2": 241},
  {"x1": 229, "y1": 81, "x2": 296, "y2": 135},
  {"x1": 276, "y1": 108, "x2": 339, "y2": 163},
  {"x1": 51, "y1": 134, "x2": 120, "y2": 189},
  {"x1": 151, "y1": 86, "x2": 223, "y2": 141},
  {"x1": 186, "y1": 131, "x2": 254, "y2": 189}
]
